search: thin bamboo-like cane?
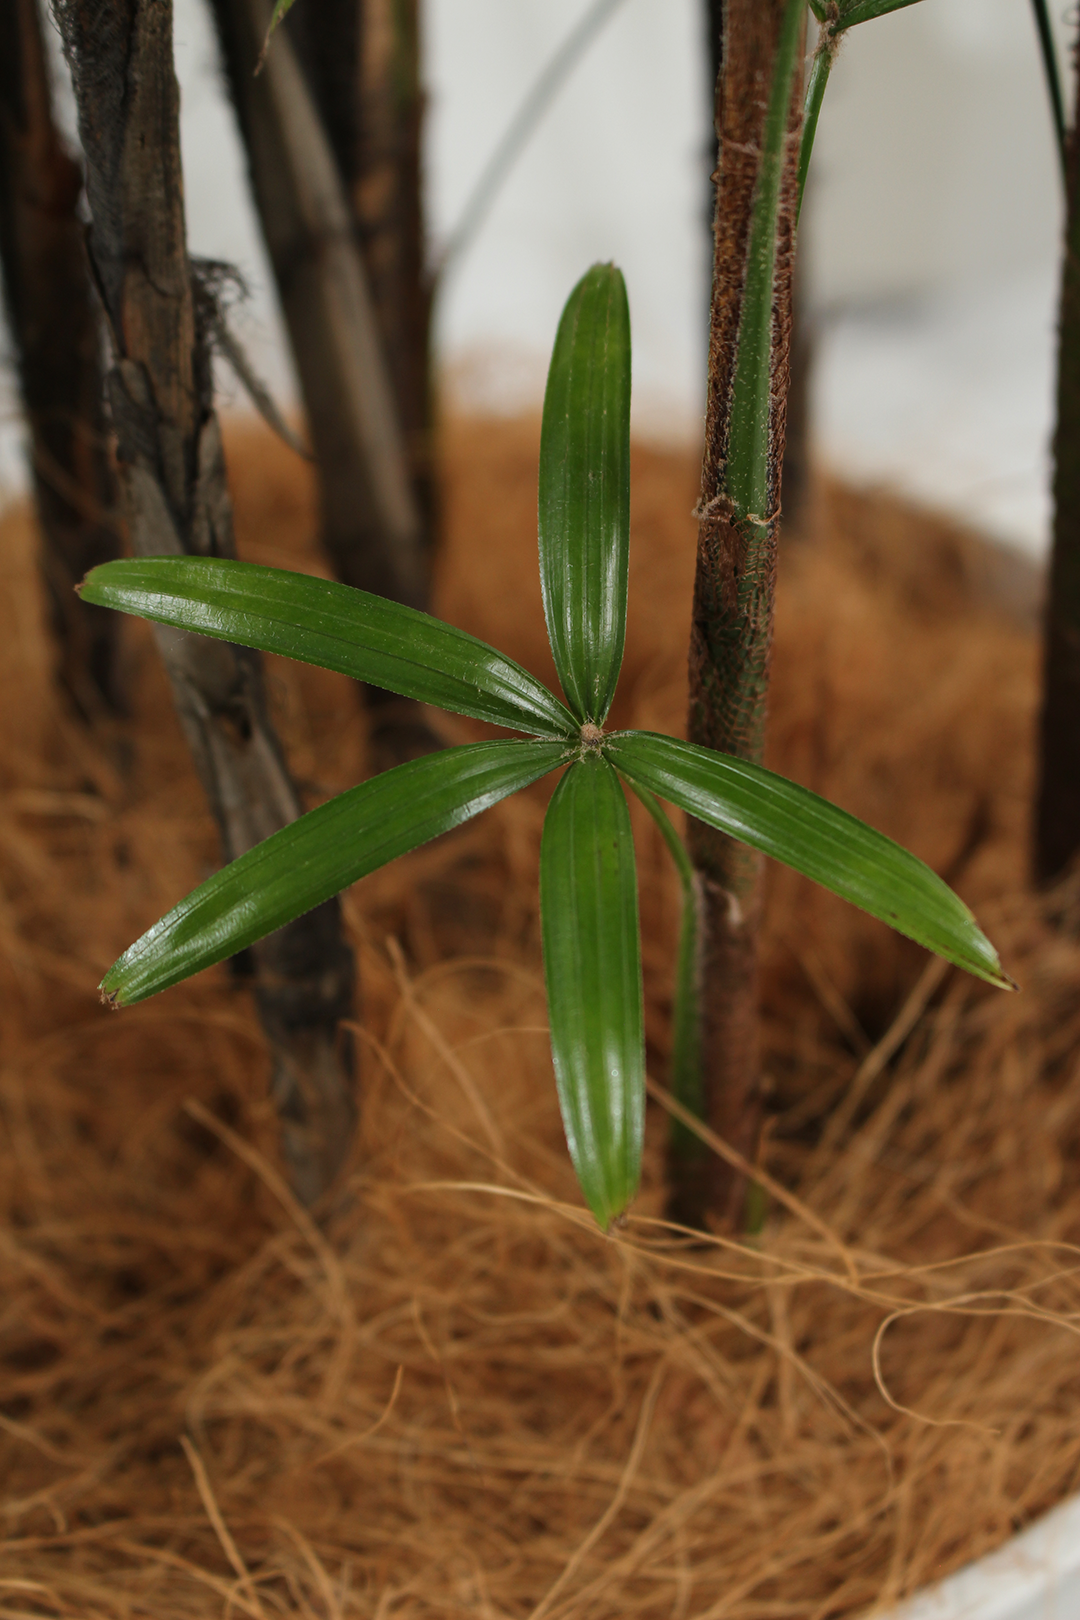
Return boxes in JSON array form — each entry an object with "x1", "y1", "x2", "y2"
[{"x1": 211, "y1": 0, "x2": 444, "y2": 764}]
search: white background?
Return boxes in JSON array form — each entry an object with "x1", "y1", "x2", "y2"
[{"x1": 1, "y1": 0, "x2": 1071, "y2": 558}]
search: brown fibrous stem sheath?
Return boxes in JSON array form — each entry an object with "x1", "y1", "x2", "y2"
[
  {"x1": 679, "y1": 0, "x2": 804, "y2": 1229},
  {"x1": 53, "y1": 0, "x2": 357, "y2": 1205}
]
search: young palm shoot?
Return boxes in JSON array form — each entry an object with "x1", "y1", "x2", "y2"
[{"x1": 81, "y1": 265, "x2": 1009, "y2": 1230}]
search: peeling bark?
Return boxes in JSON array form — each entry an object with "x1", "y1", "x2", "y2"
[
  {"x1": 0, "y1": 0, "x2": 122, "y2": 719},
  {"x1": 53, "y1": 0, "x2": 356, "y2": 1204},
  {"x1": 679, "y1": 0, "x2": 803, "y2": 1228},
  {"x1": 352, "y1": 0, "x2": 434, "y2": 549},
  {"x1": 289, "y1": 0, "x2": 434, "y2": 548}
]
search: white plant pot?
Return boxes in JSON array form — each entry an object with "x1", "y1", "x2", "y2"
[{"x1": 878, "y1": 1493, "x2": 1080, "y2": 1619}]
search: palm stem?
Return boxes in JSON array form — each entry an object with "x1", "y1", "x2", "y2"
[
  {"x1": 685, "y1": 0, "x2": 806, "y2": 1228},
  {"x1": 724, "y1": 0, "x2": 806, "y2": 526},
  {"x1": 54, "y1": 0, "x2": 358, "y2": 1205}
]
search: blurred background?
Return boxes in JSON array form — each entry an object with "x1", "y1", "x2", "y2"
[{"x1": 1, "y1": 0, "x2": 1070, "y2": 560}]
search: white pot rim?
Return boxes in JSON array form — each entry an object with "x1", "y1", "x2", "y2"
[{"x1": 875, "y1": 1491, "x2": 1080, "y2": 1619}]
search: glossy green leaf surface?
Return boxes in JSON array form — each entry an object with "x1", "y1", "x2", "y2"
[
  {"x1": 102, "y1": 741, "x2": 567, "y2": 1006},
  {"x1": 540, "y1": 755, "x2": 644, "y2": 1228},
  {"x1": 538, "y1": 263, "x2": 631, "y2": 724},
  {"x1": 606, "y1": 732, "x2": 1011, "y2": 989},
  {"x1": 625, "y1": 781, "x2": 702, "y2": 1157},
  {"x1": 80, "y1": 558, "x2": 577, "y2": 740}
]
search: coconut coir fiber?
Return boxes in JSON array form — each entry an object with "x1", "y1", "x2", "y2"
[{"x1": 2, "y1": 418, "x2": 1079, "y2": 1618}]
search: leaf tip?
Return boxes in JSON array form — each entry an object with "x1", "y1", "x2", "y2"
[
  {"x1": 255, "y1": 0, "x2": 297, "y2": 75},
  {"x1": 76, "y1": 563, "x2": 104, "y2": 599},
  {"x1": 969, "y1": 932, "x2": 1015, "y2": 992},
  {"x1": 969, "y1": 952, "x2": 1016, "y2": 993}
]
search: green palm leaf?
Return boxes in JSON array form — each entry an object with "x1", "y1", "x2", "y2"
[
  {"x1": 839, "y1": 0, "x2": 923, "y2": 24},
  {"x1": 102, "y1": 740, "x2": 567, "y2": 1005},
  {"x1": 606, "y1": 731, "x2": 1011, "y2": 989},
  {"x1": 625, "y1": 781, "x2": 703, "y2": 1155},
  {"x1": 540, "y1": 754, "x2": 644, "y2": 1228},
  {"x1": 79, "y1": 558, "x2": 577, "y2": 740},
  {"x1": 538, "y1": 262, "x2": 631, "y2": 724}
]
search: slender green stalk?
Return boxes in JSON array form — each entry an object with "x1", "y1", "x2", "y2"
[
  {"x1": 1029, "y1": 0, "x2": 1067, "y2": 183},
  {"x1": 624, "y1": 782, "x2": 702, "y2": 1161},
  {"x1": 800, "y1": 0, "x2": 932, "y2": 222},
  {"x1": 797, "y1": 36, "x2": 836, "y2": 222},
  {"x1": 724, "y1": 0, "x2": 805, "y2": 528}
]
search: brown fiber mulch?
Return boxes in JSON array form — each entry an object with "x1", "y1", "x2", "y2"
[{"x1": 1, "y1": 417, "x2": 1078, "y2": 1619}]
